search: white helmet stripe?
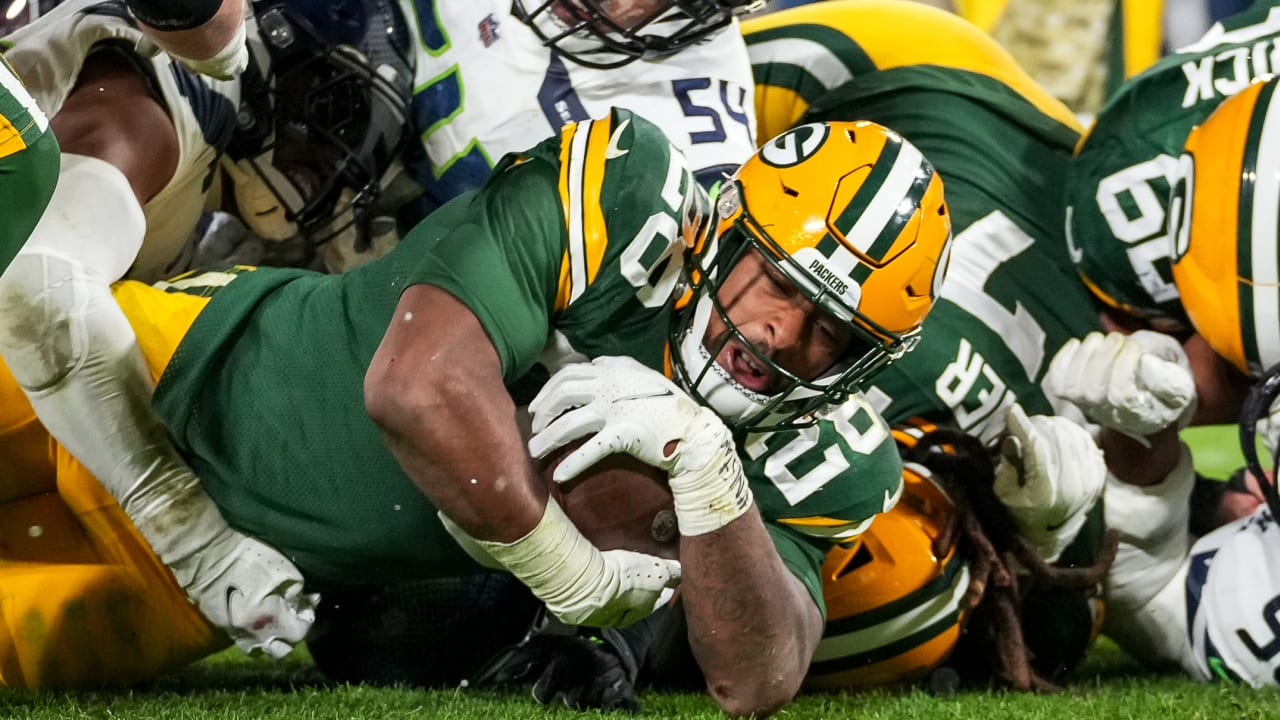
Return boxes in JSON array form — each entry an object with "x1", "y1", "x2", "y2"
[
  {"x1": 747, "y1": 36, "x2": 855, "y2": 93},
  {"x1": 1250, "y1": 87, "x2": 1280, "y2": 369},
  {"x1": 842, "y1": 139, "x2": 926, "y2": 261},
  {"x1": 812, "y1": 558, "x2": 969, "y2": 663}
]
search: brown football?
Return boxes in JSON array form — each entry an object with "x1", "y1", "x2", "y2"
[{"x1": 538, "y1": 442, "x2": 678, "y2": 560}]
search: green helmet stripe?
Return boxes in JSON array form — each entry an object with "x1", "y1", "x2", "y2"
[
  {"x1": 811, "y1": 556, "x2": 969, "y2": 674},
  {"x1": 746, "y1": 23, "x2": 874, "y2": 107},
  {"x1": 833, "y1": 135, "x2": 933, "y2": 286}
]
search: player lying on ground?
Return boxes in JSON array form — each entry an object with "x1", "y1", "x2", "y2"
[
  {"x1": 327, "y1": 2, "x2": 1162, "y2": 702},
  {"x1": 0, "y1": 0, "x2": 414, "y2": 658},
  {"x1": 310, "y1": 2, "x2": 1200, "y2": 702},
  {"x1": 0, "y1": 112, "x2": 954, "y2": 718}
]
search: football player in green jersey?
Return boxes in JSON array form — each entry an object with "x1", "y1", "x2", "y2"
[
  {"x1": 1064, "y1": 0, "x2": 1280, "y2": 428},
  {"x1": 540, "y1": 0, "x2": 1196, "y2": 699},
  {"x1": 0, "y1": 55, "x2": 58, "y2": 274},
  {"x1": 1093, "y1": 73, "x2": 1280, "y2": 687},
  {"x1": 0, "y1": 109, "x2": 954, "y2": 711},
  {"x1": 473, "y1": 1, "x2": 1161, "y2": 704},
  {"x1": 738, "y1": 0, "x2": 1126, "y2": 692}
]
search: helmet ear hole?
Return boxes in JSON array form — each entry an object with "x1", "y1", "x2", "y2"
[{"x1": 831, "y1": 542, "x2": 873, "y2": 579}]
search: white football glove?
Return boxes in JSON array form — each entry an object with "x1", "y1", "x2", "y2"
[
  {"x1": 1047, "y1": 330, "x2": 1196, "y2": 438},
  {"x1": 174, "y1": 524, "x2": 320, "y2": 658},
  {"x1": 529, "y1": 356, "x2": 753, "y2": 537},
  {"x1": 466, "y1": 498, "x2": 681, "y2": 627},
  {"x1": 128, "y1": 477, "x2": 320, "y2": 659},
  {"x1": 993, "y1": 405, "x2": 1107, "y2": 562}
]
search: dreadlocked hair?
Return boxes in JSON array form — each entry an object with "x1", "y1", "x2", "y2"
[{"x1": 903, "y1": 428, "x2": 1120, "y2": 693}]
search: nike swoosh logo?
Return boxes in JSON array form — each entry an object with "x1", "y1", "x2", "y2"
[
  {"x1": 1064, "y1": 206, "x2": 1084, "y2": 264},
  {"x1": 615, "y1": 389, "x2": 673, "y2": 402},
  {"x1": 605, "y1": 118, "x2": 631, "y2": 159},
  {"x1": 225, "y1": 584, "x2": 244, "y2": 620}
]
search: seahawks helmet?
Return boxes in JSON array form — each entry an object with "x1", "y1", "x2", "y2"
[
  {"x1": 227, "y1": 0, "x2": 412, "y2": 244},
  {"x1": 1170, "y1": 76, "x2": 1280, "y2": 378},
  {"x1": 807, "y1": 454, "x2": 969, "y2": 689},
  {"x1": 513, "y1": 0, "x2": 764, "y2": 69},
  {"x1": 670, "y1": 120, "x2": 953, "y2": 433}
]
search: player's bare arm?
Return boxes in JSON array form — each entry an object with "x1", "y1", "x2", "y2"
[
  {"x1": 680, "y1": 507, "x2": 823, "y2": 717},
  {"x1": 365, "y1": 283, "x2": 548, "y2": 543},
  {"x1": 368, "y1": 284, "x2": 681, "y2": 628}
]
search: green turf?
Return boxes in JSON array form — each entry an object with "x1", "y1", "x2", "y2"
[
  {"x1": 1, "y1": 424, "x2": 1272, "y2": 718},
  {"x1": 1183, "y1": 424, "x2": 1247, "y2": 480},
  {"x1": 3, "y1": 639, "x2": 1279, "y2": 719}
]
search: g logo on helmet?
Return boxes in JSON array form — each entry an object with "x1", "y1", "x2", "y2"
[{"x1": 760, "y1": 123, "x2": 830, "y2": 168}]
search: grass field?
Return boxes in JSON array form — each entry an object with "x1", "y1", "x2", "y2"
[{"x1": 3, "y1": 426, "x2": 1278, "y2": 719}]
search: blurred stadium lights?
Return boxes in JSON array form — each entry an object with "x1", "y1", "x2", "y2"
[{"x1": 0, "y1": 0, "x2": 59, "y2": 35}]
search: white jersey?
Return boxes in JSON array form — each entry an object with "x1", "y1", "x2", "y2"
[
  {"x1": 1104, "y1": 444, "x2": 1280, "y2": 687},
  {"x1": 1186, "y1": 506, "x2": 1280, "y2": 687},
  {"x1": 2, "y1": 0, "x2": 238, "y2": 281},
  {"x1": 395, "y1": 0, "x2": 757, "y2": 217}
]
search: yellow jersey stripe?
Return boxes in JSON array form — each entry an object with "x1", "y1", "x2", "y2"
[
  {"x1": 554, "y1": 115, "x2": 613, "y2": 311},
  {"x1": 555, "y1": 122, "x2": 580, "y2": 312},
  {"x1": 780, "y1": 513, "x2": 876, "y2": 541},
  {"x1": 0, "y1": 115, "x2": 28, "y2": 159},
  {"x1": 580, "y1": 117, "x2": 610, "y2": 290}
]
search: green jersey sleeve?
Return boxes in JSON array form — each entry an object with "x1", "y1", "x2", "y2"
[
  {"x1": 742, "y1": 394, "x2": 904, "y2": 613},
  {"x1": 400, "y1": 107, "x2": 710, "y2": 381}
]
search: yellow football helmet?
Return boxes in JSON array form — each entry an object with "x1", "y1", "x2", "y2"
[
  {"x1": 806, "y1": 455, "x2": 968, "y2": 690},
  {"x1": 670, "y1": 120, "x2": 953, "y2": 432},
  {"x1": 1170, "y1": 76, "x2": 1280, "y2": 378}
]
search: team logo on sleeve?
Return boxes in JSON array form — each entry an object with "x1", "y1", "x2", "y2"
[{"x1": 760, "y1": 123, "x2": 830, "y2": 168}]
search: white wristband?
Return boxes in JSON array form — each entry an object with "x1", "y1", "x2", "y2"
[{"x1": 476, "y1": 498, "x2": 604, "y2": 608}]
